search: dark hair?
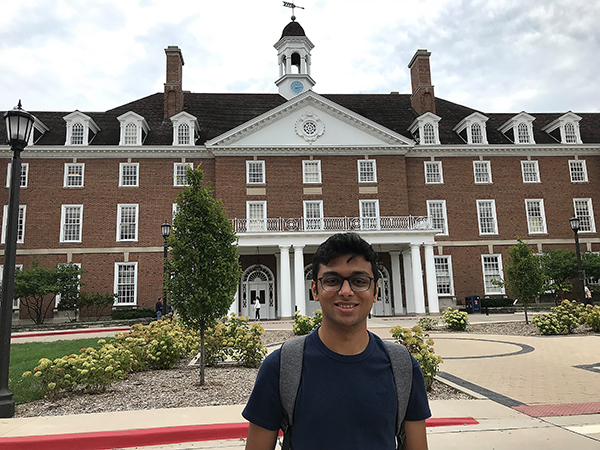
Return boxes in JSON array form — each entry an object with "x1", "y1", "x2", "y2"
[{"x1": 312, "y1": 233, "x2": 379, "y2": 283}]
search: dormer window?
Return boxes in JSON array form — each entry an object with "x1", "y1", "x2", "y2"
[
  {"x1": 170, "y1": 111, "x2": 199, "y2": 146},
  {"x1": 498, "y1": 112, "x2": 535, "y2": 145},
  {"x1": 541, "y1": 112, "x2": 582, "y2": 144},
  {"x1": 408, "y1": 112, "x2": 441, "y2": 145},
  {"x1": 117, "y1": 111, "x2": 150, "y2": 146},
  {"x1": 453, "y1": 112, "x2": 489, "y2": 145},
  {"x1": 63, "y1": 111, "x2": 100, "y2": 146},
  {"x1": 28, "y1": 116, "x2": 49, "y2": 146}
]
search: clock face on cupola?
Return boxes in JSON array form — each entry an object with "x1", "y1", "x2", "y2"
[{"x1": 290, "y1": 81, "x2": 304, "y2": 94}]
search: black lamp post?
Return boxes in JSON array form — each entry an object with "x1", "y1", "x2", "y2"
[
  {"x1": 161, "y1": 221, "x2": 171, "y2": 316},
  {"x1": 1, "y1": 101, "x2": 34, "y2": 418},
  {"x1": 570, "y1": 217, "x2": 587, "y2": 305}
]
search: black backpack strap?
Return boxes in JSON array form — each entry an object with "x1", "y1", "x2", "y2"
[
  {"x1": 383, "y1": 340, "x2": 413, "y2": 450},
  {"x1": 279, "y1": 335, "x2": 307, "y2": 450}
]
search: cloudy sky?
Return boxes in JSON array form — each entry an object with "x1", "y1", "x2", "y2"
[{"x1": 1, "y1": 0, "x2": 598, "y2": 114}]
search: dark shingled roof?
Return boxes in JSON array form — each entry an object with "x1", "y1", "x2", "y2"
[
  {"x1": 281, "y1": 21, "x2": 306, "y2": 38},
  {"x1": 3, "y1": 91, "x2": 600, "y2": 147}
]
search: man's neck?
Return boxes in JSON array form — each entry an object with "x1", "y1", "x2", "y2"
[{"x1": 317, "y1": 322, "x2": 370, "y2": 355}]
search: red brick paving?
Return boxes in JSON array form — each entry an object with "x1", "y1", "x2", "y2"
[{"x1": 514, "y1": 402, "x2": 600, "y2": 417}]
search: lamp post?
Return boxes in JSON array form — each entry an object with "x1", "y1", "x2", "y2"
[
  {"x1": 570, "y1": 217, "x2": 587, "y2": 305},
  {"x1": 161, "y1": 221, "x2": 171, "y2": 316},
  {"x1": 0, "y1": 101, "x2": 34, "y2": 418}
]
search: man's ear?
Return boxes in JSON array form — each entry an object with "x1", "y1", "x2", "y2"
[
  {"x1": 372, "y1": 281, "x2": 379, "y2": 303},
  {"x1": 311, "y1": 280, "x2": 319, "y2": 299}
]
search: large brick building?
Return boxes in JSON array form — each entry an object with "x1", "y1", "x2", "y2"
[{"x1": 2, "y1": 20, "x2": 599, "y2": 320}]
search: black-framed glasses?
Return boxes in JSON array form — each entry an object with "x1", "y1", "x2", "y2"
[{"x1": 318, "y1": 275, "x2": 374, "y2": 292}]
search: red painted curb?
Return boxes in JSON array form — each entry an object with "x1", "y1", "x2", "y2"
[
  {"x1": 0, "y1": 418, "x2": 478, "y2": 450},
  {"x1": 12, "y1": 328, "x2": 131, "y2": 339}
]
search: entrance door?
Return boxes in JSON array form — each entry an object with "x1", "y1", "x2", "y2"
[
  {"x1": 250, "y1": 283, "x2": 267, "y2": 319},
  {"x1": 305, "y1": 265, "x2": 320, "y2": 316},
  {"x1": 372, "y1": 265, "x2": 392, "y2": 316}
]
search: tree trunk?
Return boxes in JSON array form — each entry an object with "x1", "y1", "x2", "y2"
[
  {"x1": 200, "y1": 322, "x2": 205, "y2": 385},
  {"x1": 524, "y1": 304, "x2": 529, "y2": 324}
]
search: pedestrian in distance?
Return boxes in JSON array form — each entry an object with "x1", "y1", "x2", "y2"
[
  {"x1": 243, "y1": 232, "x2": 431, "y2": 450},
  {"x1": 155, "y1": 298, "x2": 163, "y2": 321},
  {"x1": 253, "y1": 297, "x2": 261, "y2": 321}
]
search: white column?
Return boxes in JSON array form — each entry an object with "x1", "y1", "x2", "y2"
[
  {"x1": 403, "y1": 250, "x2": 415, "y2": 314},
  {"x1": 228, "y1": 290, "x2": 239, "y2": 316},
  {"x1": 275, "y1": 252, "x2": 281, "y2": 318},
  {"x1": 279, "y1": 245, "x2": 293, "y2": 318},
  {"x1": 410, "y1": 244, "x2": 426, "y2": 314},
  {"x1": 293, "y1": 245, "x2": 306, "y2": 315},
  {"x1": 424, "y1": 244, "x2": 440, "y2": 313},
  {"x1": 390, "y1": 251, "x2": 404, "y2": 315}
]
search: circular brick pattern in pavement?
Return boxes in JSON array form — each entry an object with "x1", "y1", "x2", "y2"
[{"x1": 436, "y1": 337, "x2": 535, "y2": 360}]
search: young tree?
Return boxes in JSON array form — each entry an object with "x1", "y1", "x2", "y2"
[
  {"x1": 497, "y1": 239, "x2": 546, "y2": 324},
  {"x1": 14, "y1": 261, "x2": 84, "y2": 324},
  {"x1": 165, "y1": 167, "x2": 242, "y2": 385},
  {"x1": 540, "y1": 249, "x2": 577, "y2": 304}
]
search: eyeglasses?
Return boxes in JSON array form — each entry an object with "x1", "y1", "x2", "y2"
[{"x1": 318, "y1": 275, "x2": 374, "y2": 292}]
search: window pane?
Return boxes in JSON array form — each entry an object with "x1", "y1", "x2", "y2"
[
  {"x1": 565, "y1": 123, "x2": 577, "y2": 143},
  {"x1": 517, "y1": 122, "x2": 530, "y2": 144},
  {"x1": 478, "y1": 200, "x2": 497, "y2": 234},
  {"x1": 174, "y1": 163, "x2": 192, "y2": 186},
  {"x1": 474, "y1": 161, "x2": 491, "y2": 183},
  {"x1": 569, "y1": 161, "x2": 587, "y2": 182},
  {"x1": 428, "y1": 201, "x2": 447, "y2": 234},
  {"x1": 304, "y1": 201, "x2": 323, "y2": 230},
  {"x1": 358, "y1": 160, "x2": 375, "y2": 182},
  {"x1": 303, "y1": 161, "x2": 321, "y2": 183},
  {"x1": 178, "y1": 123, "x2": 190, "y2": 145},
  {"x1": 522, "y1": 161, "x2": 539, "y2": 183},
  {"x1": 247, "y1": 162, "x2": 264, "y2": 184},
  {"x1": 66, "y1": 164, "x2": 83, "y2": 187},
  {"x1": 526, "y1": 200, "x2": 546, "y2": 233},
  {"x1": 483, "y1": 255, "x2": 503, "y2": 294},
  {"x1": 423, "y1": 123, "x2": 435, "y2": 144},
  {"x1": 124, "y1": 123, "x2": 137, "y2": 145},
  {"x1": 121, "y1": 164, "x2": 138, "y2": 186},
  {"x1": 574, "y1": 199, "x2": 594, "y2": 232},
  {"x1": 471, "y1": 123, "x2": 483, "y2": 144},
  {"x1": 63, "y1": 206, "x2": 82, "y2": 241},
  {"x1": 117, "y1": 264, "x2": 136, "y2": 304},
  {"x1": 360, "y1": 201, "x2": 378, "y2": 230},
  {"x1": 71, "y1": 123, "x2": 84, "y2": 145},
  {"x1": 434, "y1": 256, "x2": 452, "y2": 295},
  {"x1": 425, "y1": 162, "x2": 442, "y2": 183},
  {"x1": 119, "y1": 205, "x2": 137, "y2": 240}
]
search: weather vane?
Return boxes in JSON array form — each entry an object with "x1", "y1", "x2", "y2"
[{"x1": 283, "y1": 1, "x2": 304, "y2": 21}]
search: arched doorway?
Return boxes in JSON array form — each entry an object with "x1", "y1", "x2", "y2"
[
  {"x1": 373, "y1": 264, "x2": 392, "y2": 316},
  {"x1": 241, "y1": 264, "x2": 276, "y2": 319},
  {"x1": 304, "y1": 264, "x2": 320, "y2": 316}
]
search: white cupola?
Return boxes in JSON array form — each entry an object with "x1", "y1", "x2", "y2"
[{"x1": 274, "y1": 20, "x2": 316, "y2": 100}]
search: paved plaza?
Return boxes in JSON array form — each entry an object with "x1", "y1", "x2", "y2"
[{"x1": 1, "y1": 314, "x2": 599, "y2": 449}]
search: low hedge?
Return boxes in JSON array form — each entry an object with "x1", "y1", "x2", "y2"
[{"x1": 111, "y1": 308, "x2": 155, "y2": 320}]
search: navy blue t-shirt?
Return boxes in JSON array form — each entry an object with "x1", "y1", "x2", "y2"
[{"x1": 242, "y1": 329, "x2": 431, "y2": 450}]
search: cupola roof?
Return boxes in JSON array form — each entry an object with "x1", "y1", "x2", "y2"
[{"x1": 281, "y1": 21, "x2": 306, "y2": 38}]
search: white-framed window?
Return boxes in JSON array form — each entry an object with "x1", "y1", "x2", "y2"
[
  {"x1": 470, "y1": 123, "x2": 483, "y2": 144},
  {"x1": 119, "y1": 163, "x2": 139, "y2": 187},
  {"x1": 63, "y1": 111, "x2": 99, "y2": 146},
  {"x1": 525, "y1": 199, "x2": 547, "y2": 234},
  {"x1": 6, "y1": 163, "x2": 29, "y2": 188},
  {"x1": 521, "y1": 161, "x2": 540, "y2": 183},
  {"x1": 482, "y1": 255, "x2": 505, "y2": 295},
  {"x1": 517, "y1": 122, "x2": 530, "y2": 144},
  {"x1": 114, "y1": 262, "x2": 137, "y2": 305},
  {"x1": 408, "y1": 112, "x2": 441, "y2": 145},
  {"x1": 246, "y1": 161, "x2": 265, "y2": 184},
  {"x1": 424, "y1": 161, "x2": 443, "y2": 184},
  {"x1": 117, "y1": 204, "x2": 139, "y2": 242},
  {"x1": 498, "y1": 112, "x2": 535, "y2": 145},
  {"x1": 358, "y1": 160, "x2": 377, "y2": 183},
  {"x1": 60, "y1": 205, "x2": 83, "y2": 243},
  {"x1": 477, "y1": 200, "x2": 498, "y2": 235},
  {"x1": 2, "y1": 205, "x2": 26, "y2": 244},
  {"x1": 564, "y1": 123, "x2": 577, "y2": 143},
  {"x1": 302, "y1": 160, "x2": 322, "y2": 184},
  {"x1": 541, "y1": 113, "x2": 582, "y2": 144},
  {"x1": 63, "y1": 163, "x2": 84, "y2": 187},
  {"x1": 0, "y1": 264, "x2": 23, "y2": 310},
  {"x1": 434, "y1": 256, "x2": 454, "y2": 296},
  {"x1": 359, "y1": 199, "x2": 380, "y2": 230},
  {"x1": 303, "y1": 200, "x2": 324, "y2": 230},
  {"x1": 473, "y1": 161, "x2": 492, "y2": 184},
  {"x1": 174, "y1": 162, "x2": 193, "y2": 186},
  {"x1": 247, "y1": 201, "x2": 267, "y2": 232},
  {"x1": 117, "y1": 111, "x2": 150, "y2": 146},
  {"x1": 170, "y1": 111, "x2": 199, "y2": 146},
  {"x1": 569, "y1": 160, "x2": 588, "y2": 183},
  {"x1": 452, "y1": 112, "x2": 489, "y2": 145},
  {"x1": 427, "y1": 200, "x2": 448, "y2": 235},
  {"x1": 573, "y1": 198, "x2": 596, "y2": 233}
]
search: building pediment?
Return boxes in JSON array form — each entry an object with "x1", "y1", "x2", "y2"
[{"x1": 205, "y1": 91, "x2": 415, "y2": 149}]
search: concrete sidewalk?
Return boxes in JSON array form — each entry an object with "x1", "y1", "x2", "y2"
[{"x1": 2, "y1": 314, "x2": 600, "y2": 449}]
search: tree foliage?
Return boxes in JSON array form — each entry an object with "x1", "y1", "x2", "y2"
[
  {"x1": 540, "y1": 249, "x2": 577, "y2": 303},
  {"x1": 165, "y1": 167, "x2": 242, "y2": 384},
  {"x1": 498, "y1": 239, "x2": 546, "y2": 324},
  {"x1": 14, "y1": 261, "x2": 84, "y2": 324}
]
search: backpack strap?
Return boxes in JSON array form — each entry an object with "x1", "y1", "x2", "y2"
[
  {"x1": 383, "y1": 340, "x2": 413, "y2": 450},
  {"x1": 279, "y1": 335, "x2": 307, "y2": 450}
]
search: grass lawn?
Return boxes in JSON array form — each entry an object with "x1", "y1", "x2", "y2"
[{"x1": 9, "y1": 338, "x2": 102, "y2": 405}]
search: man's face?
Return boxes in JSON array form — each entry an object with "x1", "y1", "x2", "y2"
[{"x1": 311, "y1": 254, "x2": 378, "y2": 329}]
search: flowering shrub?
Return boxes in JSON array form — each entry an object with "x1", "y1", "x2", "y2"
[
  {"x1": 293, "y1": 310, "x2": 322, "y2": 335},
  {"x1": 532, "y1": 314, "x2": 568, "y2": 335},
  {"x1": 580, "y1": 304, "x2": 600, "y2": 332},
  {"x1": 391, "y1": 325, "x2": 443, "y2": 389},
  {"x1": 417, "y1": 316, "x2": 438, "y2": 331},
  {"x1": 205, "y1": 314, "x2": 267, "y2": 368},
  {"x1": 532, "y1": 300, "x2": 586, "y2": 335},
  {"x1": 442, "y1": 308, "x2": 469, "y2": 331}
]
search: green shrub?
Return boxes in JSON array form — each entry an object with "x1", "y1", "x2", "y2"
[
  {"x1": 205, "y1": 314, "x2": 267, "y2": 368},
  {"x1": 390, "y1": 325, "x2": 443, "y2": 390},
  {"x1": 581, "y1": 304, "x2": 600, "y2": 332},
  {"x1": 417, "y1": 316, "x2": 438, "y2": 331},
  {"x1": 442, "y1": 308, "x2": 469, "y2": 331},
  {"x1": 111, "y1": 308, "x2": 155, "y2": 320},
  {"x1": 293, "y1": 310, "x2": 322, "y2": 335},
  {"x1": 532, "y1": 314, "x2": 567, "y2": 335},
  {"x1": 532, "y1": 300, "x2": 585, "y2": 335}
]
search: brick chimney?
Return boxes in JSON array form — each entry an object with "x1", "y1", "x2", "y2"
[
  {"x1": 164, "y1": 46, "x2": 184, "y2": 120},
  {"x1": 408, "y1": 49, "x2": 436, "y2": 116}
]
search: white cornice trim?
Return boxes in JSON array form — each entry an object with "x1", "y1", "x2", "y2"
[
  {"x1": 405, "y1": 144, "x2": 600, "y2": 157},
  {"x1": 211, "y1": 146, "x2": 410, "y2": 156},
  {"x1": 437, "y1": 238, "x2": 599, "y2": 247},
  {"x1": 0, "y1": 145, "x2": 212, "y2": 159},
  {"x1": 206, "y1": 91, "x2": 415, "y2": 147}
]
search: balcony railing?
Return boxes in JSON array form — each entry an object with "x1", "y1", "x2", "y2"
[{"x1": 231, "y1": 216, "x2": 434, "y2": 233}]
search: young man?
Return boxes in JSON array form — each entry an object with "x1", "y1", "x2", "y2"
[{"x1": 243, "y1": 233, "x2": 430, "y2": 450}]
